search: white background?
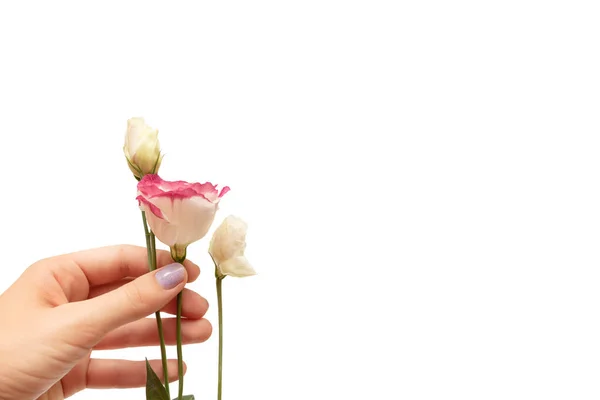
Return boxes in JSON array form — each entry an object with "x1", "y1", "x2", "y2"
[{"x1": 0, "y1": 1, "x2": 599, "y2": 399}]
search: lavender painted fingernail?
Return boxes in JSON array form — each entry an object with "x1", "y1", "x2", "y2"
[{"x1": 155, "y1": 263, "x2": 186, "y2": 289}]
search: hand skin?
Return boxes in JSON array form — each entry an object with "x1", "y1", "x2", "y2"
[{"x1": 0, "y1": 245, "x2": 212, "y2": 400}]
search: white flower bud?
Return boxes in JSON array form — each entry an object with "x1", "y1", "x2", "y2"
[{"x1": 209, "y1": 215, "x2": 256, "y2": 278}]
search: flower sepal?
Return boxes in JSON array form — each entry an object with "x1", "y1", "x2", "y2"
[{"x1": 170, "y1": 245, "x2": 187, "y2": 264}]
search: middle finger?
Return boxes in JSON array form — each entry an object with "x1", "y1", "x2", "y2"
[{"x1": 89, "y1": 284, "x2": 209, "y2": 319}]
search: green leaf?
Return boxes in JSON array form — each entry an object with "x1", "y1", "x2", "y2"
[
  {"x1": 145, "y1": 358, "x2": 169, "y2": 400},
  {"x1": 173, "y1": 396, "x2": 195, "y2": 400}
]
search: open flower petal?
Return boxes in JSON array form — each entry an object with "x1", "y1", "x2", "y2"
[
  {"x1": 137, "y1": 174, "x2": 228, "y2": 249},
  {"x1": 218, "y1": 256, "x2": 256, "y2": 277}
]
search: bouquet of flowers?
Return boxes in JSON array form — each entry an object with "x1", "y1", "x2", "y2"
[{"x1": 124, "y1": 118, "x2": 256, "y2": 400}]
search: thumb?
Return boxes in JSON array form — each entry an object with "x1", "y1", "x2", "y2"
[{"x1": 71, "y1": 263, "x2": 187, "y2": 336}]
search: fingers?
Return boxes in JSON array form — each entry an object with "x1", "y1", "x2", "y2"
[
  {"x1": 87, "y1": 358, "x2": 185, "y2": 388},
  {"x1": 88, "y1": 278, "x2": 135, "y2": 297},
  {"x1": 67, "y1": 263, "x2": 188, "y2": 337},
  {"x1": 61, "y1": 245, "x2": 200, "y2": 286},
  {"x1": 161, "y1": 289, "x2": 208, "y2": 317},
  {"x1": 89, "y1": 286, "x2": 209, "y2": 319},
  {"x1": 94, "y1": 318, "x2": 212, "y2": 349}
]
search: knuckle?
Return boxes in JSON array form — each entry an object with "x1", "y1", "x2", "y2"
[{"x1": 122, "y1": 281, "x2": 145, "y2": 311}]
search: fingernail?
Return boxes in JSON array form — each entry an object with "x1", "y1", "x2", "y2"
[{"x1": 155, "y1": 263, "x2": 186, "y2": 289}]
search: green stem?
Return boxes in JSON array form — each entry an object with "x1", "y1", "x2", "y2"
[
  {"x1": 172, "y1": 253, "x2": 186, "y2": 400},
  {"x1": 141, "y1": 212, "x2": 171, "y2": 398},
  {"x1": 142, "y1": 212, "x2": 153, "y2": 267},
  {"x1": 177, "y1": 291, "x2": 184, "y2": 400},
  {"x1": 155, "y1": 310, "x2": 170, "y2": 396},
  {"x1": 216, "y1": 276, "x2": 224, "y2": 400}
]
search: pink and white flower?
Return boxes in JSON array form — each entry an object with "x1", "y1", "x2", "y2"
[{"x1": 137, "y1": 174, "x2": 230, "y2": 260}]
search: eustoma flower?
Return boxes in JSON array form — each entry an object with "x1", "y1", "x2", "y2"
[
  {"x1": 137, "y1": 173, "x2": 229, "y2": 400},
  {"x1": 124, "y1": 118, "x2": 171, "y2": 396},
  {"x1": 209, "y1": 215, "x2": 256, "y2": 400},
  {"x1": 209, "y1": 215, "x2": 256, "y2": 278},
  {"x1": 124, "y1": 117, "x2": 163, "y2": 180},
  {"x1": 137, "y1": 174, "x2": 230, "y2": 261}
]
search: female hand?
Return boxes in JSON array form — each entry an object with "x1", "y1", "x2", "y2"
[{"x1": 0, "y1": 245, "x2": 212, "y2": 400}]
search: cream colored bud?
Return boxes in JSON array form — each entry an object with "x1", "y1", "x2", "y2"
[
  {"x1": 124, "y1": 117, "x2": 162, "y2": 180},
  {"x1": 209, "y1": 215, "x2": 256, "y2": 278}
]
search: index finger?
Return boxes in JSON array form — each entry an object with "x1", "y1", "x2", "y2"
[{"x1": 55, "y1": 245, "x2": 201, "y2": 287}]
